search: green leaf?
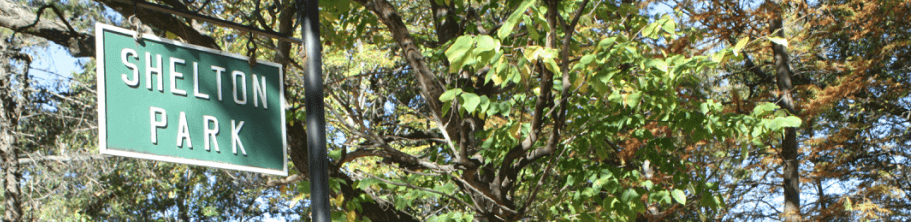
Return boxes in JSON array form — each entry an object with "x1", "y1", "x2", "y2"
[
  {"x1": 574, "y1": 54, "x2": 596, "y2": 71},
  {"x1": 642, "y1": 22, "x2": 661, "y2": 39},
  {"x1": 478, "y1": 95, "x2": 491, "y2": 114},
  {"x1": 595, "y1": 146, "x2": 609, "y2": 160},
  {"x1": 768, "y1": 116, "x2": 802, "y2": 131},
  {"x1": 433, "y1": 182, "x2": 457, "y2": 194},
  {"x1": 782, "y1": 116, "x2": 802, "y2": 127},
  {"x1": 328, "y1": 149, "x2": 342, "y2": 159},
  {"x1": 439, "y1": 88, "x2": 463, "y2": 102},
  {"x1": 621, "y1": 188, "x2": 639, "y2": 202},
  {"x1": 499, "y1": 102, "x2": 511, "y2": 116},
  {"x1": 768, "y1": 36, "x2": 788, "y2": 48},
  {"x1": 523, "y1": 16, "x2": 539, "y2": 39},
  {"x1": 298, "y1": 181, "x2": 311, "y2": 194},
  {"x1": 658, "y1": 190, "x2": 672, "y2": 204},
  {"x1": 474, "y1": 35, "x2": 497, "y2": 53},
  {"x1": 647, "y1": 59, "x2": 668, "y2": 73},
  {"x1": 497, "y1": 0, "x2": 535, "y2": 39},
  {"x1": 580, "y1": 54, "x2": 595, "y2": 66},
  {"x1": 671, "y1": 189, "x2": 687, "y2": 205},
  {"x1": 445, "y1": 36, "x2": 474, "y2": 61},
  {"x1": 445, "y1": 36, "x2": 475, "y2": 73},
  {"x1": 597, "y1": 37, "x2": 617, "y2": 50},
  {"x1": 642, "y1": 180, "x2": 654, "y2": 190},
  {"x1": 626, "y1": 91, "x2": 642, "y2": 108},
  {"x1": 741, "y1": 143, "x2": 749, "y2": 163},
  {"x1": 844, "y1": 198, "x2": 853, "y2": 211},
  {"x1": 357, "y1": 178, "x2": 382, "y2": 189},
  {"x1": 485, "y1": 101, "x2": 499, "y2": 116},
  {"x1": 581, "y1": 213, "x2": 596, "y2": 222},
  {"x1": 753, "y1": 102, "x2": 778, "y2": 115},
  {"x1": 660, "y1": 16, "x2": 677, "y2": 36},
  {"x1": 543, "y1": 58, "x2": 562, "y2": 76},
  {"x1": 462, "y1": 213, "x2": 474, "y2": 222},
  {"x1": 442, "y1": 102, "x2": 452, "y2": 115},
  {"x1": 461, "y1": 93, "x2": 481, "y2": 113},
  {"x1": 608, "y1": 90, "x2": 622, "y2": 102}
]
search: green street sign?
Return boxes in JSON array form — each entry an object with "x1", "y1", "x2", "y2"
[{"x1": 95, "y1": 23, "x2": 287, "y2": 175}]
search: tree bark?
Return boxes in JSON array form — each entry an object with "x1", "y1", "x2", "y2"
[
  {"x1": 0, "y1": 91, "x2": 23, "y2": 222},
  {"x1": 0, "y1": 40, "x2": 25, "y2": 222},
  {"x1": 0, "y1": 0, "x2": 225, "y2": 57},
  {"x1": 770, "y1": 10, "x2": 801, "y2": 222},
  {"x1": 349, "y1": 0, "x2": 454, "y2": 146},
  {"x1": 96, "y1": 0, "x2": 220, "y2": 50},
  {"x1": 0, "y1": 0, "x2": 94, "y2": 57},
  {"x1": 0, "y1": 127, "x2": 22, "y2": 222},
  {"x1": 177, "y1": 170, "x2": 191, "y2": 222}
]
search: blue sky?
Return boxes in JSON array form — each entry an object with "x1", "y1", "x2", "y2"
[{"x1": 28, "y1": 43, "x2": 85, "y2": 88}]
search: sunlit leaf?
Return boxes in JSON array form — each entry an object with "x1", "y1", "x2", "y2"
[
  {"x1": 439, "y1": 88, "x2": 463, "y2": 102},
  {"x1": 768, "y1": 36, "x2": 788, "y2": 48},
  {"x1": 672, "y1": 189, "x2": 687, "y2": 205},
  {"x1": 733, "y1": 36, "x2": 749, "y2": 55},
  {"x1": 497, "y1": 0, "x2": 535, "y2": 39},
  {"x1": 461, "y1": 93, "x2": 481, "y2": 113}
]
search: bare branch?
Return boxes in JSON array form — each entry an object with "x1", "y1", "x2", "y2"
[
  {"x1": 356, "y1": 170, "x2": 472, "y2": 209},
  {"x1": 18, "y1": 155, "x2": 107, "y2": 165},
  {"x1": 350, "y1": 0, "x2": 465, "y2": 166},
  {"x1": 96, "y1": 0, "x2": 221, "y2": 49},
  {"x1": 265, "y1": 174, "x2": 303, "y2": 187}
]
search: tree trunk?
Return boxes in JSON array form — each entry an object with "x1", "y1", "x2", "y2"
[
  {"x1": 0, "y1": 41, "x2": 23, "y2": 222},
  {"x1": 177, "y1": 170, "x2": 191, "y2": 222},
  {"x1": 0, "y1": 108, "x2": 22, "y2": 222},
  {"x1": 771, "y1": 12, "x2": 801, "y2": 222}
]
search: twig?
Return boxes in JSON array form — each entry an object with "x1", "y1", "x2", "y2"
[
  {"x1": 449, "y1": 173, "x2": 519, "y2": 215},
  {"x1": 18, "y1": 154, "x2": 107, "y2": 165},
  {"x1": 265, "y1": 174, "x2": 303, "y2": 187},
  {"x1": 519, "y1": 141, "x2": 569, "y2": 214},
  {"x1": 13, "y1": 4, "x2": 79, "y2": 40},
  {"x1": 355, "y1": 170, "x2": 472, "y2": 208}
]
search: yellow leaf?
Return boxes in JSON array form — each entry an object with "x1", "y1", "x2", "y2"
[
  {"x1": 289, "y1": 194, "x2": 306, "y2": 208},
  {"x1": 733, "y1": 36, "x2": 749, "y2": 55},
  {"x1": 509, "y1": 124, "x2": 521, "y2": 140},
  {"x1": 573, "y1": 75, "x2": 587, "y2": 94},
  {"x1": 347, "y1": 210, "x2": 357, "y2": 222},
  {"x1": 768, "y1": 36, "x2": 788, "y2": 48},
  {"x1": 334, "y1": 194, "x2": 345, "y2": 207}
]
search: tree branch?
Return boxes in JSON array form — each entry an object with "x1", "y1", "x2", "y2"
[
  {"x1": 0, "y1": 0, "x2": 94, "y2": 57},
  {"x1": 264, "y1": 174, "x2": 302, "y2": 187},
  {"x1": 96, "y1": 0, "x2": 220, "y2": 49},
  {"x1": 17, "y1": 154, "x2": 107, "y2": 165},
  {"x1": 351, "y1": 0, "x2": 466, "y2": 167},
  {"x1": 356, "y1": 170, "x2": 472, "y2": 209},
  {"x1": 862, "y1": 100, "x2": 911, "y2": 122}
]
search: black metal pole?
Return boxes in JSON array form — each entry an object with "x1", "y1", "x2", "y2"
[{"x1": 296, "y1": 0, "x2": 330, "y2": 221}]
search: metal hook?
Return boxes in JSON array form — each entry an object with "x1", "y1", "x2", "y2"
[
  {"x1": 247, "y1": 33, "x2": 257, "y2": 50},
  {"x1": 246, "y1": 32, "x2": 258, "y2": 68}
]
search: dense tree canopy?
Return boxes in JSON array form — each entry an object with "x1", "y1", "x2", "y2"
[{"x1": 0, "y1": 0, "x2": 909, "y2": 221}]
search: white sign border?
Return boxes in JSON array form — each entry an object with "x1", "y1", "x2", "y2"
[{"x1": 96, "y1": 23, "x2": 288, "y2": 176}]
